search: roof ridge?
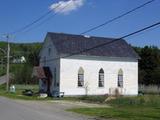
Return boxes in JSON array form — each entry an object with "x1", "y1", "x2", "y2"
[{"x1": 47, "y1": 32, "x2": 118, "y2": 40}]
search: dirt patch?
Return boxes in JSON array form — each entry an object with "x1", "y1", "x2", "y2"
[{"x1": 49, "y1": 100, "x2": 110, "y2": 108}]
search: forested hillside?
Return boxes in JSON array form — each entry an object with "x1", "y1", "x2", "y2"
[
  {"x1": 0, "y1": 41, "x2": 42, "y2": 65},
  {"x1": 0, "y1": 41, "x2": 42, "y2": 84},
  {"x1": 0, "y1": 41, "x2": 160, "y2": 86}
]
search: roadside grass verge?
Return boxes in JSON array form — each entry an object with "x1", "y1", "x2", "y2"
[
  {"x1": 0, "y1": 84, "x2": 52, "y2": 100},
  {"x1": 69, "y1": 95, "x2": 160, "y2": 120}
]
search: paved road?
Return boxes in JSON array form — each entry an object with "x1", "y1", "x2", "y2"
[{"x1": 0, "y1": 97, "x2": 101, "y2": 120}]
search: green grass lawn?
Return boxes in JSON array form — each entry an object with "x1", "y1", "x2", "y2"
[
  {"x1": 69, "y1": 95, "x2": 160, "y2": 120},
  {"x1": 0, "y1": 84, "x2": 52, "y2": 100}
]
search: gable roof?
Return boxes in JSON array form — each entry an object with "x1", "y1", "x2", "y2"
[{"x1": 46, "y1": 32, "x2": 140, "y2": 59}]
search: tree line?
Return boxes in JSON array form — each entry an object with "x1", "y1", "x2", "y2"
[{"x1": 134, "y1": 46, "x2": 160, "y2": 86}]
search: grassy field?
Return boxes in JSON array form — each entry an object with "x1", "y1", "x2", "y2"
[
  {"x1": 0, "y1": 84, "x2": 52, "y2": 100},
  {"x1": 69, "y1": 95, "x2": 160, "y2": 120}
]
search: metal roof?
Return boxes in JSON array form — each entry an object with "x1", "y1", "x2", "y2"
[{"x1": 47, "y1": 32, "x2": 140, "y2": 59}]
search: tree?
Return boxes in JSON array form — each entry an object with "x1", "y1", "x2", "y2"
[{"x1": 136, "y1": 46, "x2": 160, "y2": 85}]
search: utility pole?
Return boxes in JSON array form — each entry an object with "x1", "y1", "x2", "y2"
[
  {"x1": 6, "y1": 34, "x2": 10, "y2": 92},
  {"x1": 2, "y1": 34, "x2": 13, "y2": 92}
]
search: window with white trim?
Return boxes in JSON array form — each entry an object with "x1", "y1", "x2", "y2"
[
  {"x1": 78, "y1": 67, "x2": 84, "y2": 87},
  {"x1": 118, "y1": 69, "x2": 123, "y2": 88},
  {"x1": 99, "y1": 68, "x2": 104, "y2": 87}
]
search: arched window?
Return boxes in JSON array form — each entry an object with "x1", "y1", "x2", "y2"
[
  {"x1": 118, "y1": 69, "x2": 123, "y2": 88},
  {"x1": 78, "y1": 67, "x2": 84, "y2": 87},
  {"x1": 48, "y1": 48, "x2": 51, "y2": 56},
  {"x1": 99, "y1": 68, "x2": 104, "y2": 87}
]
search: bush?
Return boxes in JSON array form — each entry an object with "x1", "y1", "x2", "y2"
[
  {"x1": 0, "y1": 84, "x2": 6, "y2": 90},
  {"x1": 11, "y1": 64, "x2": 38, "y2": 84}
]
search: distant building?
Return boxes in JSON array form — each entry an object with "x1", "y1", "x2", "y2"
[{"x1": 38, "y1": 32, "x2": 140, "y2": 96}]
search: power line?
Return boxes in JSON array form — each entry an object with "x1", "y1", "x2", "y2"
[
  {"x1": 35, "y1": 0, "x2": 157, "y2": 50},
  {"x1": 127, "y1": 22, "x2": 160, "y2": 39},
  {"x1": 4, "y1": 0, "x2": 158, "y2": 63},
  {"x1": 8, "y1": 0, "x2": 155, "y2": 36},
  {"x1": 40, "y1": 20, "x2": 160, "y2": 63},
  {"x1": 22, "y1": 1, "x2": 72, "y2": 34},
  {"x1": 10, "y1": 2, "x2": 62, "y2": 35},
  {"x1": 80, "y1": 0, "x2": 156, "y2": 35},
  {"x1": 23, "y1": 0, "x2": 156, "y2": 34},
  {"x1": 10, "y1": 10, "x2": 52, "y2": 34},
  {"x1": 39, "y1": 0, "x2": 158, "y2": 63},
  {"x1": 14, "y1": 2, "x2": 73, "y2": 32}
]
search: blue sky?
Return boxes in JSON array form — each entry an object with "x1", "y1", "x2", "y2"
[{"x1": 0, "y1": 0, "x2": 159, "y2": 47}]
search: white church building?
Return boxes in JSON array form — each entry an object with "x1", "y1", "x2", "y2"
[{"x1": 39, "y1": 32, "x2": 140, "y2": 96}]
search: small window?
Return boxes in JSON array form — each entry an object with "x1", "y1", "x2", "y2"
[
  {"x1": 118, "y1": 69, "x2": 123, "y2": 88},
  {"x1": 99, "y1": 68, "x2": 104, "y2": 87},
  {"x1": 78, "y1": 67, "x2": 84, "y2": 87},
  {"x1": 48, "y1": 48, "x2": 51, "y2": 56}
]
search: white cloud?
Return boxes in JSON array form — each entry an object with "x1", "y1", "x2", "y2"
[{"x1": 50, "y1": 0, "x2": 85, "y2": 14}]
